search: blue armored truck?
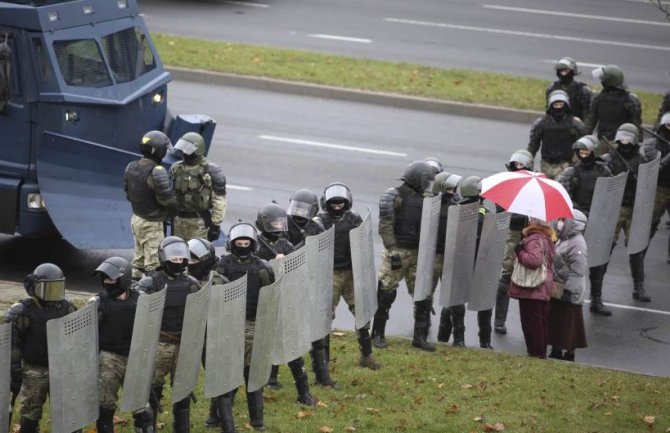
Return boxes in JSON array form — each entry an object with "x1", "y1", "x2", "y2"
[{"x1": 0, "y1": 0, "x2": 215, "y2": 248}]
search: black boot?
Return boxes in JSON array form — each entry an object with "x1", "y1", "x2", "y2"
[
  {"x1": 437, "y1": 308, "x2": 452, "y2": 342},
  {"x1": 548, "y1": 347, "x2": 563, "y2": 359},
  {"x1": 630, "y1": 253, "x2": 651, "y2": 302},
  {"x1": 310, "y1": 340, "x2": 337, "y2": 387},
  {"x1": 205, "y1": 398, "x2": 220, "y2": 428},
  {"x1": 494, "y1": 275, "x2": 510, "y2": 334},
  {"x1": 589, "y1": 265, "x2": 612, "y2": 316},
  {"x1": 172, "y1": 399, "x2": 190, "y2": 433},
  {"x1": 133, "y1": 407, "x2": 156, "y2": 433},
  {"x1": 96, "y1": 407, "x2": 116, "y2": 433},
  {"x1": 477, "y1": 309, "x2": 493, "y2": 349},
  {"x1": 357, "y1": 327, "x2": 382, "y2": 369},
  {"x1": 216, "y1": 392, "x2": 237, "y2": 433},
  {"x1": 267, "y1": 365, "x2": 282, "y2": 390},
  {"x1": 412, "y1": 300, "x2": 436, "y2": 352},
  {"x1": 450, "y1": 305, "x2": 466, "y2": 347},
  {"x1": 371, "y1": 284, "x2": 396, "y2": 349},
  {"x1": 19, "y1": 418, "x2": 39, "y2": 433},
  {"x1": 246, "y1": 390, "x2": 265, "y2": 431},
  {"x1": 289, "y1": 357, "x2": 315, "y2": 406},
  {"x1": 563, "y1": 352, "x2": 575, "y2": 362}
]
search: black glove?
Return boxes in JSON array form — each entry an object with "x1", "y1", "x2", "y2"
[
  {"x1": 560, "y1": 289, "x2": 573, "y2": 303},
  {"x1": 514, "y1": 242, "x2": 523, "y2": 255},
  {"x1": 390, "y1": 254, "x2": 403, "y2": 270},
  {"x1": 207, "y1": 225, "x2": 221, "y2": 242},
  {"x1": 10, "y1": 371, "x2": 22, "y2": 395}
]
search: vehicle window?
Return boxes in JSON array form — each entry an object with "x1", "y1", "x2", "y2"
[
  {"x1": 53, "y1": 39, "x2": 111, "y2": 88},
  {"x1": 101, "y1": 27, "x2": 156, "y2": 84},
  {"x1": 33, "y1": 38, "x2": 52, "y2": 85}
]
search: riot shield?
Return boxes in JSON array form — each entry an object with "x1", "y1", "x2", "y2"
[
  {"x1": 248, "y1": 275, "x2": 283, "y2": 393},
  {"x1": 271, "y1": 247, "x2": 311, "y2": 365},
  {"x1": 584, "y1": 171, "x2": 628, "y2": 267},
  {"x1": 120, "y1": 289, "x2": 167, "y2": 413},
  {"x1": 468, "y1": 213, "x2": 510, "y2": 311},
  {"x1": 350, "y1": 209, "x2": 377, "y2": 330},
  {"x1": 439, "y1": 201, "x2": 480, "y2": 307},
  {"x1": 306, "y1": 226, "x2": 335, "y2": 342},
  {"x1": 204, "y1": 276, "x2": 247, "y2": 398},
  {"x1": 0, "y1": 323, "x2": 10, "y2": 433},
  {"x1": 172, "y1": 280, "x2": 212, "y2": 404},
  {"x1": 629, "y1": 154, "x2": 660, "y2": 254},
  {"x1": 414, "y1": 194, "x2": 442, "y2": 302},
  {"x1": 47, "y1": 302, "x2": 99, "y2": 433}
]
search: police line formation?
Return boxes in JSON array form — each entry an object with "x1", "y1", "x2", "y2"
[{"x1": 4, "y1": 58, "x2": 670, "y2": 433}]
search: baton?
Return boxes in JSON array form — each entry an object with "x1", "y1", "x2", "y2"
[
  {"x1": 189, "y1": 392, "x2": 198, "y2": 404},
  {"x1": 641, "y1": 126, "x2": 670, "y2": 147},
  {"x1": 603, "y1": 138, "x2": 637, "y2": 181}
]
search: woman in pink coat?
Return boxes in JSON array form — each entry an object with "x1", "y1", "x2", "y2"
[{"x1": 508, "y1": 218, "x2": 557, "y2": 358}]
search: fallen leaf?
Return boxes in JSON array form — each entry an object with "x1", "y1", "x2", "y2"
[
  {"x1": 438, "y1": 383, "x2": 445, "y2": 388},
  {"x1": 643, "y1": 416, "x2": 656, "y2": 425},
  {"x1": 462, "y1": 384, "x2": 474, "y2": 389},
  {"x1": 113, "y1": 416, "x2": 128, "y2": 425},
  {"x1": 443, "y1": 356, "x2": 452, "y2": 362},
  {"x1": 345, "y1": 427, "x2": 356, "y2": 432},
  {"x1": 319, "y1": 426, "x2": 334, "y2": 433},
  {"x1": 473, "y1": 416, "x2": 483, "y2": 422},
  {"x1": 479, "y1": 382, "x2": 488, "y2": 392},
  {"x1": 156, "y1": 422, "x2": 164, "y2": 429},
  {"x1": 317, "y1": 401, "x2": 329, "y2": 408},
  {"x1": 244, "y1": 422, "x2": 253, "y2": 430},
  {"x1": 604, "y1": 412, "x2": 613, "y2": 416},
  {"x1": 413, "y1": 396, "x2": 423, "y2": 405},
  {"x1": 665, "y1": 428, "x2": 670, "y2": 432},
  {"x1": 264, "y1": 395, "x2": 278, "y2": 403},
  {"x1": 366, "y1": 407, "x2": 380, "y2": 415},
  {"x1": 612, "y1": 395, "x2": 620, "y2": 401},
  {"x1": 296, "y1": 410, "x2": 313, "y2": 419},
  {"x1": 332, "y1": 332, "x2": 345, "y2": 337},
  {"x1": 12, "y1": 424, "x2": 19, "y2": 433},
  {"x1": 483, "y1": 422, "x2": 506, "y2": 431},
  {"x1": 447, "y1": 404, "x2": 459, "y2": 414}
]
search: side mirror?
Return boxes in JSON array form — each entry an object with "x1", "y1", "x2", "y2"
[{"x1": 0, "y1": 39, "x2": 12, "y2": 113}]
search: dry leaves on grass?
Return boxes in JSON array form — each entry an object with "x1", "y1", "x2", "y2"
[
  {"x1": 317, "y1": 400, "x2": 328, "y2": 408},
  {"x1": 483, "y1": 422, "x2": 506, "y2": 432},
  {"x1": 366, "y1": 407, "x2": 381, "y2": 415},
  {"x1": 345, "y1": 427, "x2": 356, "y2": 432},
  {"x1": 462, "y1": 384, "x2": 474, "y2": 389},
  {"x1": 332, "y1": 332, "x2": 345, "y2": 337},
  {"x1": 446, "y1": 404, "x2": 459, "y2": 414},
  {"x1": 113, "y1": 415, "x2": 128, "y2": 425},
  {"x1": 643, "y1": 416, "x2": 656, "y2": 425},
  {"x1": 318, "y1": 426, "x2": 334, "y2": 433},
  {"x1": 296, "y1": 410, "x2": 314, "y2": 419}
]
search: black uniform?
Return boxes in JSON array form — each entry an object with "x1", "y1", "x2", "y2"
[
  {"x1": 585, "y1": 88, "x2": 642, "y2": 145},
  {"x1": 546, "y1": 80, "x2": 593, "y2": 121},
  {"x1": 528, "y1": 113, "x2": 588, "y2": 165}
]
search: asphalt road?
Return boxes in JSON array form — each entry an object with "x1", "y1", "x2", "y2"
[
  {"x1": 1, "y1": 81, "x2": 669, "y2": 376},
  {"x1": 139, "y1": 0, "x2": 670, "y2": 93}
]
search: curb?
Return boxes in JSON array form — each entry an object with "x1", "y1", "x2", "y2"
[{"x1": 167, "y1": 66, "x2": 543, "y2": 124}]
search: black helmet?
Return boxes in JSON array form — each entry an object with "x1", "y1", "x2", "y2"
[
  {"x1": 423, "y1": 157, "x2": 444, "y2": 174},
  {"x1": 158, "y1": 236, "x2": 190, "y2": 276},
  {"x1": 94, "y1": 256, "x2": 131, "y2": 297},
  {"x1": 139, "y1": 130, "x2": 170, "y2": 161},
  {"x1": 187, "y1": 238, "x2": 219, "y2": 280},
  {"x1": 227, "y1": 222, "x2": 259, "y2": 258},
  {"x1": 256, "y1": 202, "x2": 288, "y2": 234},
  {"x1": 400, "y1": 161, "x2": 436, "y2": 193},
  {"x1": 287, "y1": 189, "x2": 319, "y2": 220},
  {"x1": 24, "y1": 263, "x2": 66, "y2": 302},
  {"x1": 320, "y1": 182, "x2": 353, "y2": 212}
]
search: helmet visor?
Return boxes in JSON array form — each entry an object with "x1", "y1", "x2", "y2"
[
  {"x1": 324, "y1": 184, "x2": 350, "y2": 204},
  {"x1": 162, "y1": 241, "x2": 190, "y2": 262},
  {"x1": 229, "y1": 223, "x2": 257, "y2": 242},
  {"x1": 591, "y1": 67, "x2": 605, "y2": 81},
  {"x1": 34, "y1": 279, "x2": 66, "y2": 301},
  {"x1": 187, "y1": 239, "x2": 210, "y2": 261},
  {"x1": 265, "y1": 216, "x2": 288, "y2": 233},
  {"x1": 287, "y1": 201, "x2": 315, "y2": 218},
  {"x1": 660, "y1": 112, "x2": 670, "y2": 127},
  {"x1": 615, "y1": 129, "x2": 637, "y2": 144},
  {"x1": 175, "y1": 138, "x2": 198, "y2": 156},
  {"x1": 95, "y1": 261, "x2": 123, "y2": 279}
]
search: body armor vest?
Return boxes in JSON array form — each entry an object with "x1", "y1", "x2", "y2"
[
  {"x1": 571, "y1": 161, "x2": 611, "y2": 213},
  {"x1": 125, "y1": 160, "x2": 164, "y2": 218},
  {"x1": 651, "y1": 138, "x2": 670, "y2": 187},
  {"x1": 258, "y1": 235, "x2": 295, "y2": 261},
  {"x1": 540, "y1": 116, "x2": 580, "y2": 163},
  {"x1": 98, "y1": 290, "x2": 139, "y2": 356},
  {"x1": 608, "y1": 152, "x2": 643, "y2": 207},
  {"x1": 287, "y1": 218, "x2": 322, "y2": 246},
  {"x1": 317, "y1": 212, "x2": 358, "y2": 269},
  {"x1": 148, "y1": 272, "x2": 198, "y2": 333},
  {"x1": 20, "y1": 299, "x2": 73, "y2": 367},
  {"x1": 394, "y1": 184, "x2": 424, "y2": 249},
  {"x1": 597, "y1": 90, "x2": 633, "y2": 140},
  {"x1": 173, "y1": 162, "x2": 213, "y2": 213},
  {"x1": 219, "y1": 254, "x2": 264, "y2": 320}
]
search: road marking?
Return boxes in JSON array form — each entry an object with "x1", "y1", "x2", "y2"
[
  {"x1": 383, "y1": 17, "x2": 670, "y2": 52},
  {"x1": 227, "y1": 184, "x2": 254, "y2": 191},
  {"x1": 621, "y1": 0, "x2": 670, "y2": 4},
  {"x1": 225, "y1": 1, "x2": 270, "y2": 7},
  {"x1": 482, "y1": 4, "x2": 670, "y2": 27},
  {"x1": 258, "y1": 135, "x2": 407, "y2": 157},
  {"x1": 585, "y1": 300, "x2": 670, "y2": 316},
  {"x1": 542, "y1": 59, "x2": 603, "y2": 69},
  {"x1": 308, "y1": 34, "x2": 373, "y2": 43}
]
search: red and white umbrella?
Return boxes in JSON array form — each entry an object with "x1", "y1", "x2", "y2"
[{"x1": 480, "y1": 170, "x2": 574, "y2": 222}]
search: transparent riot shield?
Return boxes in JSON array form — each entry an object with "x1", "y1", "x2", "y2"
[
  {"x1": 306, "y1": 226, "x2": 335, "y2": 342},
  {"x1": 414, "y1": 194, "x2": 442, "y2": 302},
  {"x1": 439, "y1": 201, "x2": 480, "y2": 307},
  {"x1": 204, "y1": 276, "x2": 247, "y2": 398},
  {"x1": 120, "y1": 289, "x2": 167, "y2": 413},
  {"x1": 350, "y1": 209, "x2": 377, "y2": 330},
  {"x1": 629, "y1": 154, "x2": 660, "y2": 254},
  {"x1": 47, "y1": 302, "x2": 99, "y2": 433},
  {"x1": 584, "y1": 171, "x2": 628, "y2": 267},
  {"x1": 248, "y1": 275, "x2": 283, "y2": 393},
  {"x1": 468, "y1": 213, "x2": 510, "y2": 311},
  {"x1": 172, "y1": 280, "x2": 212, "y2": 404}
]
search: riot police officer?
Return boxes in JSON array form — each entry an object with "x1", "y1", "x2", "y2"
[
  {"x1": 6, "y1": 263, "x2": 76, "y2": 433},
  {"x1": 171, "y1": 132, "x2": 228, "y2": 242},
  {"x1": 92, "y1": 257, "x2": 155, "y2": 433},
  {"x1": 124, "y1": 130, "x2": 176, "y2": 280},
  {"x1": 545, "y1": 57, "x2": 593, "y2": 121},
  {"x1": 643, "y1": 112, "x2": 670, "y2": 263},
  {"x1": 138, "y1": 236, "x2": 200, "y2": 433},
  {"x1": 602, "y1": 123, "x2": 652, "y2": 302},
  {"x1": 585, "y1": 65, "x2": 642, "y2": 155},
  {"x1": 254, "y1": 202, "x2": 316, "y2": 406},
  {"x1": 217, "y1": 223, "x2": 275, "y2": 432},
  {"x1": 315, "y1": 182, "x2": 381, "y2": 370},
  {"x1": 372, "y1": 161, "x2": 437, "y2": 350},
  {"x1": 286, "y1": 189, "x2": 325, "y2": 247},
  {"x1": 528, "y1": 90, "x2": 588, "y2": 179},
  {"x1": 558, "y1": 136, "x2": 614, "y2": 315},
  {"x1": 656, "y1": 92, "x2": 670, "y2": 127}
]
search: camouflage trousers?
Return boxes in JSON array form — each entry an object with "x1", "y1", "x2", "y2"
[
  {"x1": 99, "y1": 350, "x2": 127, "y2": 410},
  {"x1": 501, "y1": 230, "x2": 523, "y2": 276},
  {"x1": 152, "y1": 341, "x2": 180, "y2": 388},
  {"x1": 332, "y1": 268, "x2": 355, "y2": 319},
  {"x1": 17, "y1": 363, "x2": 49, "y2": 422},
  {"x1": 540, "y1": 160, "x2": 571, "y2": 180},
  {"x1": 131, "y1": 214, "x2": 164, "y2": 279},
  {"x1": 172, "y1": 216, "x2": 208, "y2": 242},
  {"x1": 244, "y1": 320, "x2": 255, "y2": 367},
  {"x1": 651, "y1": 185, "x2": 670, "y2": 235},
  {"x1": 378, "y1": 247, "x2": 418, "y2": 295},
  {"x1": 613, "y1": 205, "x2": 634, "y2": 246}
]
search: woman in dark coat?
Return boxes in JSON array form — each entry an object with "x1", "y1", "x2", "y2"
[{"x1": 508, "y1": 218, "x2": 557, "y2": 359}]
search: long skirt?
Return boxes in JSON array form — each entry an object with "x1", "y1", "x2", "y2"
[{"x1": 548, "y1": 298, "x2": 587, "y2": 351}]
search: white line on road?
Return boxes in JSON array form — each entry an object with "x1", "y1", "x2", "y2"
[
  {"x1": 482, "y1": 4, "x2": 670, "y2": 27},
  {"x1": 227, "y1": 184, "x2": 254, "y2": 191},
  {"x1": 384, "y1": 17, "x2": 670, "y2": 52},
  {"x1": 621, "y1": 0, "x2": 670, "y2": 4},
  {"x1": 308, "y1": 34, "x2": 373, "y2": 44},
  {"x1": 542, "y1": 59, "x2": 603, "y2": 69},
  {"x1": 258, "y1": 135, "x2": 407, "y2": 157},
  {"x1": 585, "y1": 300, "x2": 670, "y2": 316},
  {"x1": 224, "y1": 1, "x2": 270, "y2": 7}
]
